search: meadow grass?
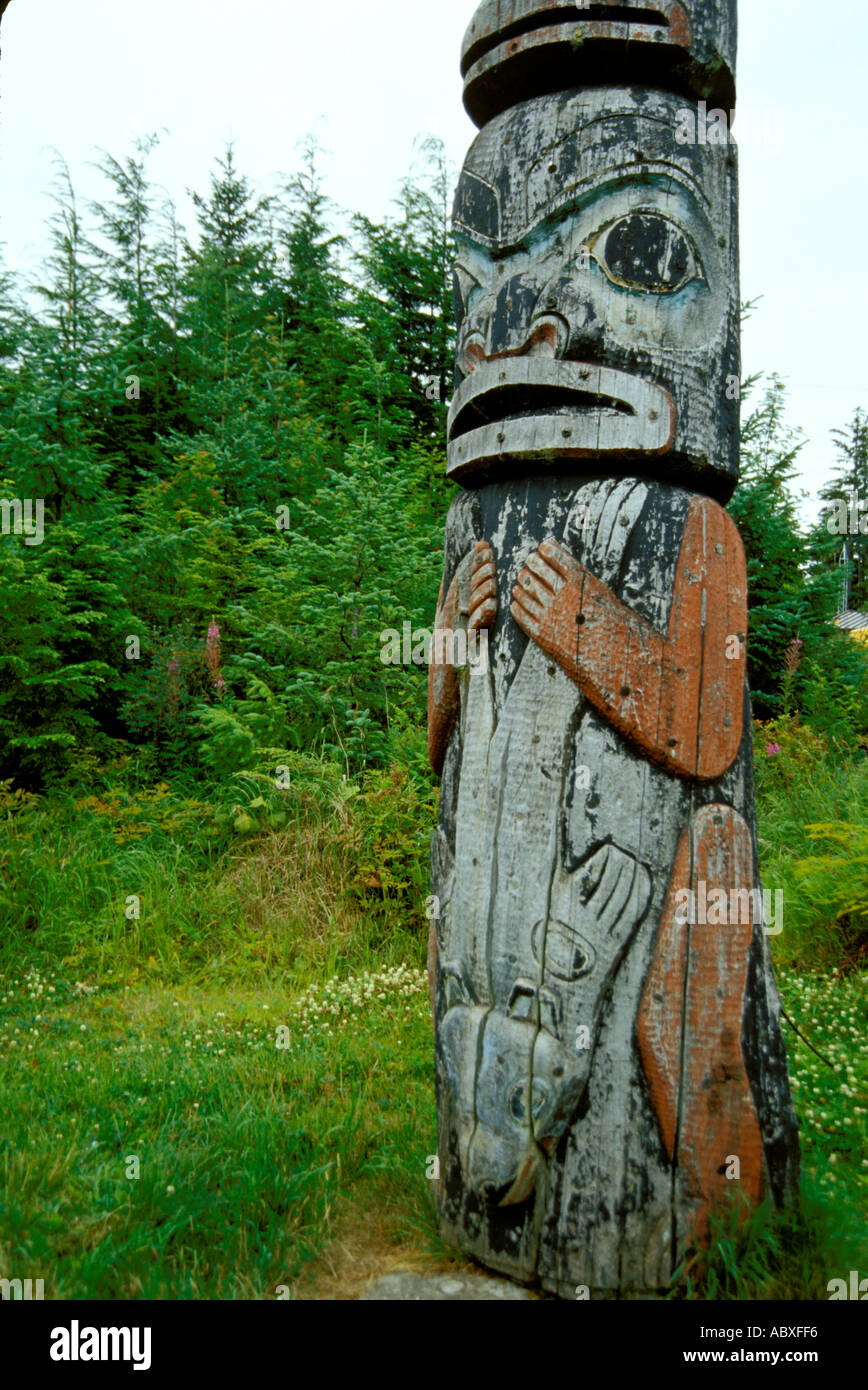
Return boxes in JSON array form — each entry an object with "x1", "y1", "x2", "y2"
[
  {"x1": 0, "y1": 738, "x2": 865, "y2": 1299},
  {"x1": 754, "y1": 718, "x2": 868, "y2": 970},
  {"x1": 675, "y1": 966, "x2": 867, "y2": 1300},
  {"x1": 0, "y1": 962, "x2": 439, "y2": 1298}
]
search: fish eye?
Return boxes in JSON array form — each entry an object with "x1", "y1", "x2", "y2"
[
  {"x1": 509, "y1": 1081, "x2": 547, "y2": 1124},
  {"x1": 589, "y1": 212, "x2": 704, "y2": 295}
]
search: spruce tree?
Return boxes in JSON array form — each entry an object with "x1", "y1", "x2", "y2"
[{"x1": 818, "y1": 410, "x2": 868, "y2": 611}]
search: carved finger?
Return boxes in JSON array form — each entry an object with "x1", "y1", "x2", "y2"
[
  {"x1": 512, "y1": 584, "x2": 546, "y2": 619},
  {"x1": 470, "y1": 569, "x2": 497, "y2": 597},
  {"x1": 470, "y1": 560, "x2": 496, "y2": 590},
  {"x1": 539, "y1": 537, "x2": 582, "y2": 580},
  {"x1": 510, "y1": 598, "x2": 541, "y2": 639},
  {"x1": 514, "y1": 570, "x2": 553, "y2": 609},
  {"x1": 469, "y1": 598, "x2": 497, "y2": 631},
  {"x1": 525, "y1": 550, "x2": 565, "y2": 595},
  {"x1": 469, "y1": 580, "x2": 497, "y2": 620},
  {"x1": 473, "y1": 541, "x2": 495, "y2": 567}
]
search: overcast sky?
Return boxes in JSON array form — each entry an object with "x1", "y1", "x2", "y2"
[{"x1": 1, "y1": 0, "x2": 865, "y2": 521}]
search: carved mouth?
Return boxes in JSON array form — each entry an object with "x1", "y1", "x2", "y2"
[
  {"x1": 446, "y1": 359, "x2": 675, "y2": 480},
  {"x1": 450, "y1": 384, "x2": 633, "y2": 442}
]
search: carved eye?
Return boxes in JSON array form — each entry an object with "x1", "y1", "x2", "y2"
[
  {"x1": 590, "y1": 212, "x2": 704, "y2": 294},
  {"x1": 509, "y1": 1080, "x2": 548, "y2": 1125}
]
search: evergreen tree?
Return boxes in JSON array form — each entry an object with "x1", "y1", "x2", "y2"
[
  {"x1": 817, "y1": 410, "x2": 868, "y2": 611},
  {"x1": 279, "y1": 138, "x2": 357, "y2": 451},
  {"x1": 729, "y1": 377, "x2": 867, "y2": 732},
  {"x1": 87, "y1": 134, "x2": 184, "y2": 486},
  {"x1": 13, "y1": 159, "x2": 107, "y2": 518},
  {"x1": 169, "y1": 144, "x2": 299, "y2": 507},
  {"x1": 353, "y1": 137, "x2": 456, "y2": 449}
]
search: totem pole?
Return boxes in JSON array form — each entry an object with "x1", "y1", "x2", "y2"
[{"x1": 428, "y1": 0, "x2": 800, "y2": 1298}]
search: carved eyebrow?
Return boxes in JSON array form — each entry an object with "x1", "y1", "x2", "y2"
[
  {"x1": 549, "y1": 167, "x2": 707, "y2": 217},
  {"x1": 455, "y1": 234, "x2": 529, "y2": 270},
  {"x1": 455, "y1": 171, "x2": 711, "y2": 264},
  {"x1": 522, "y1": 170, "x2": 711, "y2": 248}
]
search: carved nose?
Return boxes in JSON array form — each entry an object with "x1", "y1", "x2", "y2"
[{"x1": 463, "y1": 314, "x2": 568, "y2": 375}]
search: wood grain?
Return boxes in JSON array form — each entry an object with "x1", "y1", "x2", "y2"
[
  {"x1": 461, "y1": 1, "x2": 737, "y2": 125},
  {"x1": 431, "y1": 0, "x2": 799, "y2": 1297},
  {"x1": 510, "y1": 495, "x2": 747, "y2": 780},
  {"x1": 638, "y1": 803, "x2": 766, "y2": 1245}
]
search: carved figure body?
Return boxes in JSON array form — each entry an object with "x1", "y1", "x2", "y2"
[{"x1": 429, "y1": 3, "x2": 799, "y2": 1297}]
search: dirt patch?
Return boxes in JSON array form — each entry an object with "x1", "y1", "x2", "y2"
[{"x1": 293, "y1": 1198, "x2": 485, "y2": 1301}]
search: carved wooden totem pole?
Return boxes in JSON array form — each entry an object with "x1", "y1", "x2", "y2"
[{"x1": 428, "y1": 0, "x2": 800, "y2": 1297}]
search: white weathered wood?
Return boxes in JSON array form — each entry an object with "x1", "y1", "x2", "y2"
[
  {"x1": 448, "y1": 359, "x2": 675, "y2": 479},
  {"x1": 431, "y1": 0, "x2": 799, "y2": 1299},
  {"x1": 461, "y1": 1, "x2": 737, "y2": 127}
]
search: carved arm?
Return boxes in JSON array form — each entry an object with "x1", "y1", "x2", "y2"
[{"x1": 511, "y1": 496, "x2": 747, "y2": 781}]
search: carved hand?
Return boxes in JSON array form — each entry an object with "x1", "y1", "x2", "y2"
[
  {"x1": 511, "y1": 499, "x2": 748, "y2": 783},
  {"x1": 511, "y1": 538, "x2": 582, "y2": 654},
  {"x1": 468, "y1": 540, "x2": 498, "y2": 633},
  {"x1": 429, "y1": 540, "x2": 498, "y2": 775}
]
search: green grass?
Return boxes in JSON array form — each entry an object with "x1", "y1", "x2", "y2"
[
  {"x1": 754, "y1": 718, "x2": 868, "y2": 970},
  {"x1": 0, "y1": 751, "x2": 444, "y2": 1298},
  {"x1": 0, "y1": 736, "x2": 865, "y2": 1299},
  {"x1": 675, "y1": 966, "x2": 868, "y2": 1299},
  {"x1": 0, "y1": 751, "x2": 435, "y2": 984},
  {"x1": 0, "y1": 963, "x2": 438, "y2": 1298}
]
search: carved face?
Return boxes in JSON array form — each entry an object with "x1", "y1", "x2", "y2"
[
  {"x1": 462, "y1": 0, "x2": 737, "y2": 126},
  {"x1": 440, "y1": 973, "x2": 589, "y2": 1206},
  {"x1": 447, "y1": 87, "x2": 739, "y2": 497}
]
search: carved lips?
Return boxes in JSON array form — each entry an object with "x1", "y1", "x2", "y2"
[{"x1": 446, "y1": 358, "x2": 675, "y2": 481}]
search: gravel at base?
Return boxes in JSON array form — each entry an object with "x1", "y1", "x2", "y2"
[{"x1": 360, "y1": 1271, "x2": 536, "y2": 1300}]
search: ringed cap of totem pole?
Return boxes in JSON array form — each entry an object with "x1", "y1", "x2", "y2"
[{"x1": 461, "y1": 0, "x2": 737, "y2": 128}]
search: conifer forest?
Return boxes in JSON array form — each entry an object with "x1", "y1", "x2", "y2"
[{"x1": 0, "y1": 59, "x2": 866, "y2": 1308}]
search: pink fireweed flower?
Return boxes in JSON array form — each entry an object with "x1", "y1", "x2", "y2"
[
  {"x1": 766, "y1": 743, "x2": 781, "y2": 756},
  {"x1": 205, "y1": 619, "x2": 224, "y2": 694}
]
